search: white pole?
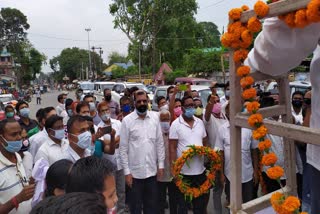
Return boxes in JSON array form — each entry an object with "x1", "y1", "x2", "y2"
[{"x1": 85, "y1": 28, "x2": 92, "y2": 80}]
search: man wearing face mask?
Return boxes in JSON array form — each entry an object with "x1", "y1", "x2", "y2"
[
  {"x1": 83, "y1": 95, "x2": 101, "y2": 126},
  {"x1": 169, "y1": 96, "x2": 208, "y2": 213},
  {"x1": 291, "y1": 91, "x2": 304, "y2": 125},
  {"x1": 97, "y1": 101, "x2": 124, "y2": 213},
  {"x1": 65, "y1": 115, "x2": 92, "y2": 163},
  {"x1": 103, "y1": 88, "x2": 119, "y2": 119},
  {"x1": 193, "y1": 97, "x2": 204, "y2": 120},
  {"x1": 220, "y1": 82, "x2": 230, "y2": 106},
  {"x1": 34, "y1": 115, "x2": 68, "y2": 166},
  {"x1": 75, "y1": 88, "x2": 84, "y2": 102},
  {"x1": 157, "y1": 96, "x2": 168, "y2": 112},
  {"x1": 117, "y1": 96, "x2": 132, "y2": 122},
  {"x1": 0, "y1": 119, "x2": 35, "y2": 214},
  {"x1": 60, "y1": 98, "x2": 74, "y2": 126},
  {"x1": 119, "y1": 90, "x2": 165, "y2": 213},
  {"x1": 56, "y1": 94, "x2": 66, "y2": 117},
  {"x1": 76, "y1": 101, "x2": 90, "y2": 117},
  {"x1": 16, "y1": 101, "x2": 39, "y2": 138}
]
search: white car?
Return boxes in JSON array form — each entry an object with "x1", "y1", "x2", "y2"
[
  {"x1": 111, "y1": 82, "x2": 153, "y2": 104},
  {"x1": 0, "y1": 94, "x2": 16, "y2": 106},
  {"x1": 78, "y1": 81, "x2": 94, "y2": 95}
]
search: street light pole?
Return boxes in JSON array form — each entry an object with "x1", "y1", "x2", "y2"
[{"x1": 85, "y1": 28, "x2": 92, "y2": 80}]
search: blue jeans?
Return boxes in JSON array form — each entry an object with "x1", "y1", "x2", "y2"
[{"x1": 129, "y1": 176, "x2": 158, "y2": 214}]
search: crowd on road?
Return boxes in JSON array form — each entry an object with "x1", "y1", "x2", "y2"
[{"x1": 0, "y1": 80, "x2": 314, "y2": 214}]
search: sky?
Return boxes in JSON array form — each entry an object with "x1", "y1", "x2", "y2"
[{"x1": 1, "y1": 0, "x2": 255, "y2": 73}]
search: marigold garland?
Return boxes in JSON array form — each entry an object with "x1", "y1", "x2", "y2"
[
  {"x1": 222, "y1": 2, "x2": 305, "y2": 213},
  {"x1": 172, "y1": 145, "x2": 221, "y2": 200}
]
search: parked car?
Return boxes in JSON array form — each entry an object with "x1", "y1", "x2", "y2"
[
  {"x1": 174, "y1": 77, "x2": 212, "y2": 86},
  {"x1": 94, "y1": 81, "x2": 116, "y2": 102},
  {"x1": 0, "y1": 94, "x2": 17, "y2": 107},
  {"x1": 111, "y1": 82, "x2": 153, "y2": 104},
  {"x1": 78, "y1": 81, "x2": 95, "y2": 95},
  {"x1": 147, "y1": 85, "x2": 157, "y2": 94},
  {"x1": 266, "y1": 80, "x2": 311, "y2": 96}
]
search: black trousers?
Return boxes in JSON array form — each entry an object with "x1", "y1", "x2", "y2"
[
  {"x1": 176, "y1": 172, "x2": 209, "y2": 214},
  {"x1": 261, "y1": 172, "x2": 286, "y2": 194},
  {"x1": 225, "y1": 178, "x2": 254, "y2": 203},
  {"x1": 310, "y1": 164, "x2": 320, "y2": 214},
  {"x1": 158, "y1": 181, "x2": 178, "y2": 214},
  {"x1": 129, "y1": 176, "x2": 158, "y2": 214}
]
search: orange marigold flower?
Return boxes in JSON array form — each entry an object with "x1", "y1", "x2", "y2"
[
  {"x1": 270, "y1": 192, "x2": 285, "y2": 213},
  {"x1": 228, "y1": 21, "x2": 246, "y2": 38},
  {"x1": 261, "y1": 152, "x2": 278, "y2": 166},
  {"x1": 248, "y1": 113, "x2": 263, "y2": 127},
  {"x1": 242, "y1": 88, "x2": 257, "y2": 100},
  {"x1": 258, "y1": 139, "x2": 272, "y2": 151},
  {"x1": 282, "y1": 196, "x2": 301, "y2": 212},
  {"x1": 233, "y1": 49, "x2": 249, "y2": 63},
  {"x1": 283, "y1": 12, "x2": 296, "y2": 28},
  {"x1": 247, "y1": 17, "x2": 262, "y2": 33},
  {"x1": 252, "y1": 125, "x2": 268, "y2": 140},
  {"x1": 246, "y1": 101, "x2": 260, "y2": 113},
  {"x1": 254, "y1": 1, "x2": 269, "y2": 18},
  {"x1": 237, "y1": 65, "x2": 251, "y2": 77},
  {"x1": 240, "y1": 76, "x2": 255, "y2": 88},
  {"x1": 241, "y1": 30, "x2": 253, "y2": 44},
  {"x1": 242, "y1": 5, "x2": 250, "y2": 11},
  {"x1": 229, "y1": 8, "x2": 242, "y2": 20},
  {"x1": 295, "y1": 9, "x2": 309, "y2": 28},
  {"x1": 307, "y1": 0, "x2": 320, "y2": 22},
  {"x1": 266, "y1": 166, "x2": 284, "y2": 180},
  {"x1": 300, "y1": 212, "x2": 308, "y2": 214}
]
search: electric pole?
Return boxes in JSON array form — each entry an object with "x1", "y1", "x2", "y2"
[
  {"x1": 85, "y1": 28, "x2": 92, "y2": 80},
  {"x1": 92, "y1": 46, "x2": 103, "y2": 74}
]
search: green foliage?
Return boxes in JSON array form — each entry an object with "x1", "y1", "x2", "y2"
[
  {"x1": 111, "y1": 66, "x2": 126, "y2": 79},
  {"x1": 108, "y1": 51, "x2": 127, "y2": 65},
  {"x1": 183, "y1": 49, "x2": 222, "y2": 74},
  {"x1": 164, "y1": 69, "x2": 187, "y2": 84},
  {"x1": 50, "y1": 47, "x2": 104, "y2": 81}
]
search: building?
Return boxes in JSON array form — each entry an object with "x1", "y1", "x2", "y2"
[{"x1": 0, "y1": 47, "x2": 17, "y2": 88}]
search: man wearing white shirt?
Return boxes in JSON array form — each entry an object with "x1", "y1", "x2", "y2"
[
  {"x1": 215, "y1": 103, "x2": 259, "y2": 204},
  {"x1": 97, "y1": 101, "x2": 125, "y2": 214},
  {"x1": 29, "y1": 107, "x2": 56, "y2": 158},
  {"x1": 65, "y1": 115, "x2": 92, "y2": 163},
  {"x1": 0, "y1": 119, "x2": 35, "y2": 214},
  {"x1": 245, "y1": 18, "x2": 320, "y2": 212},
  {"x1": 169, "y1": 95, "x2": 209, "y2": 214},
  {"x1": 56, "y1": 94, "x2": 67, "y2": 117},
  {"x1": 34, "y1": 115, "x2": 68, "y2": 166},
  {"x1": 120, "y1": 90, "x2": 165, "y2": 213}
]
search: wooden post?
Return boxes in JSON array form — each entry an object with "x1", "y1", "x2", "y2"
[{"x1": 229, "y1": 51, "x2": 243, "y2": 212}]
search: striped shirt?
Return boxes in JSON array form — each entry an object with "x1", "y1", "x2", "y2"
[{"x1": 0, "y1": 152, "x2": 32, "y2": 213}]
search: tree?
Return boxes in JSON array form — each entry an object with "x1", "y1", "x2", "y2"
[
  {"x1": 50, "y1": 47, "x2": 104, "y2": 81},
  {"x1": 164, "y1": 69, "x2": 187, "y2": 84},
  {"x1": 108, "y1": 51, "x2": 127, "y2": 65},
  {"x1": 0, "y1": 8, "x2": 30, "y2": 47},
  {"x1": 197, "y1": 22, "x2": 221, "y2": 48}
]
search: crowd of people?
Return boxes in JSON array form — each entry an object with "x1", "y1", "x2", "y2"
[{"x1": 0, "y1": 80, "x2": 314, "y2": 214}]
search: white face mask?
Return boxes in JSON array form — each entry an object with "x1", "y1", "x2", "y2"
[
  {"x1": 159, "y1": 104, "x2": 169, "y2": 111},
  {"x1": 50, "y1": 128, "x2": 65, "y2": 140},
  {"x1": 89, "y1": 102, "x2": 96, "y2": 111},
  {"x1": 101, "y1": 113, "x2": 110, "y2": 121}
]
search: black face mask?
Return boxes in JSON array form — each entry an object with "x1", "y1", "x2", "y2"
[
  {"x1": 104, "y1": 95, "x2": 112, "y2": 101},
  {"x1": 292, "y1": 100, "x2": 303, "y2": 108},
  {"x1": 136, "y1": 105, "x2": 147, "y2": 114}
]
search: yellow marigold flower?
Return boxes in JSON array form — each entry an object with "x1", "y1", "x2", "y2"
[
  {"x1": 252, "y1": 125, "x2": 268, "y2": 140},
  {"x1": 248, "y1": 113, "x2": 263, "y2": 127},
  {"x1": 247, "y1": 17, "x2": 262, "y2": 33},
  {"x1": 242, "y1": 88, "x2": 257, "y2": 100},
  {"x1": 233, "y1": 49, "x2": 248, "y2": 63},
  {"x1": 228, "y1": 8, "x2": 242, "y2": 20},
  {"x1": 282, "y1": 196, "x2": 301, "y2": 212},
  {"x1": 240, "y1": 76, "x2": 255, "y2": 89},
  {"x1": 242, "y1": 5, "x2": 250, "y2": 11},
  {"x1": 295, "y1": 9, "x2": 309, "y2": 28},
  {"x1": 254, "y1": 1, "x2": 269, "y2": 18},
  {"x1": 307, "y1": 0, "x2": 320, "y2": 22},
  {"x1": 241, "y1": 30, "x2": 253, "y2": 44},
  {"x1": 246, "y1": 101, "x2": 260, "y2": 113},
  {"x1": 258, "y1": 139, "x2": 272, "y2": 151},
  {"x1": 261, "y1": 152, "x2": 278, "y2": 166},
  {"x1": 266, "y1": 166, "x2": 284, "y2": 180}
]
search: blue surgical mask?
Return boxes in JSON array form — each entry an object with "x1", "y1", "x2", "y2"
[
  {"x1": 67, "y1": 109, "x2": 73, "y2": 116},
  {"x1": 20, "y1": 108, "x2": 30, "y2": 118},
  {"x1": 1, "y1": 136, "x2": 22, "y2": 153},
  {"x1": 122, "y1": 104, "x2": 131, "y2": 113},
  {"x1": 184, "y1": 108, "x2": 195, "y2": 118},
  {"x1": 160, "y1": 122, "x2": 170, "y2": 133},
  {"x1": 50, "y1": 129, "x2": 65, "y2": 140},
  {"x1": 6, "y1": 112, "x2": 14, "y2": 118},
  {"x1": 74, "y1": 131, "x2": 91, "y2": 149},
  {"x1": 101, "y1": 113, "x2": 110, "y2": 121}
]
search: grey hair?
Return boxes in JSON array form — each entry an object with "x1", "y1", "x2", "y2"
[{"x1": 159, "y1": 109, "x2": 171, "y2": 119}]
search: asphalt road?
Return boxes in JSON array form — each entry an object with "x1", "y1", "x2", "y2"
[{"x1": 27, "y1": 90, "x2": 228, "y2": 214}]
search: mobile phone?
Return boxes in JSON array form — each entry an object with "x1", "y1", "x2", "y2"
[
  {"x1": 179, "y1": 84, "x2": 187, "y2": 91},
  {"x1": 101, "y1": 126, "x2": 112, "y2": 134}
]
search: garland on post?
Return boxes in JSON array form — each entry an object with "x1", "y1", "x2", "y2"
[{"x1": 220, "y1": 0, "x2": 318, "y2": 213}]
